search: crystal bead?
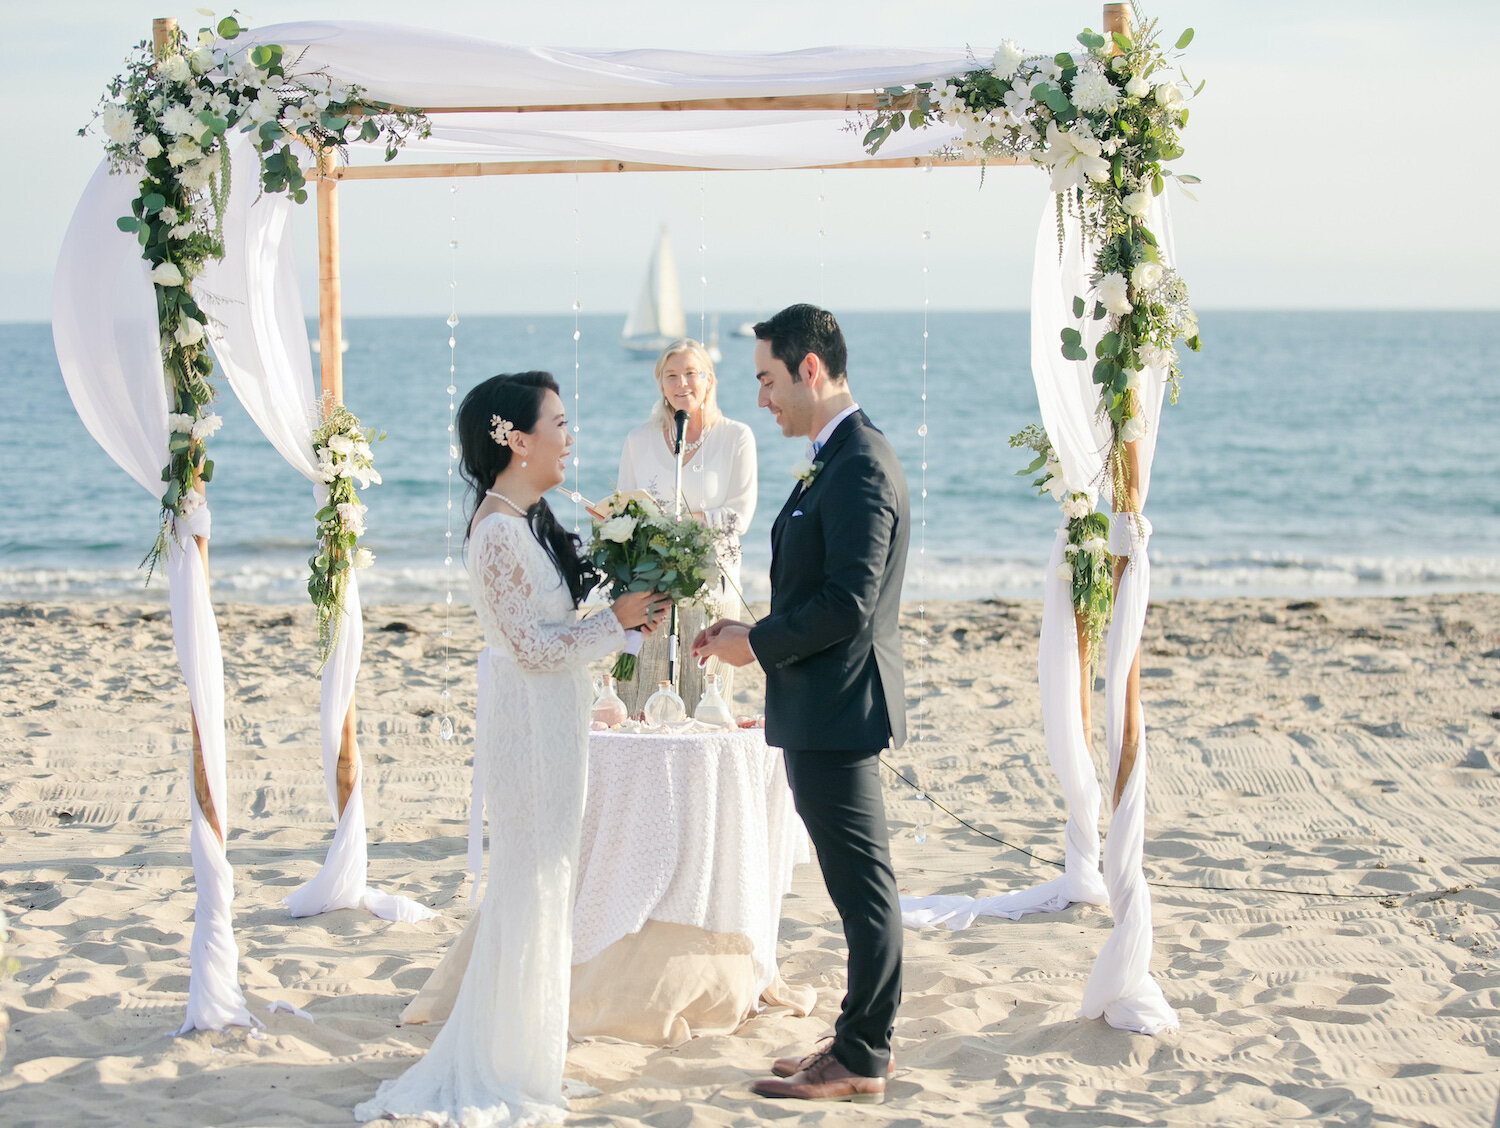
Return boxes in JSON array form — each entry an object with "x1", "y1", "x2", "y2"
[
  {"x1": 448, "y1": 239, "x2": 458, "y2": 249},
  {"x1": 449, "y1": 445, "x2": 458, "y2": 459},
  {"x1": 446, "y1": 313, "x2": 459, "y2": 328},
  {"x1": 572, "y1": 299, "x2": 582, "y2": 311},
  {"x1": 447, "y1": 384, "x2": 456, "y2": 395},
  {"x1": 917, "y1": 423, "x2": 927, "y2": 436},
  {"x1": 913, "y1": 824, "x2": 927, "y2": 844},
  {"x1": 448, "y1": 336, "x2": 455, "y2": 348},
  {"x1": 444, "y1": 555, "x2": 452, "y2": 566},
  {"x1": 439, "y1": 715, "x2": 454, "y2": 741},
  {"x1": 440, "y1": 688, "x2": 450, "y2": 699},
  {"x1": 442, "y1": 628, "x2": 452, "y2": 639},
  {"x1": 573, "y1": 330, "x2": 581, "y2": 341}
]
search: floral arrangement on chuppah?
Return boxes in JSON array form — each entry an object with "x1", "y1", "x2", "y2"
[
  {"x1": 309, "y1": 404, "x2": 383, "y2": 665},
  {"x1": 588, "y1": 490, "x2": 726, "y2": 682},
  {"x1": 862, "y1": 9, "x2": 1200, "y2": 630},
  {"x1": 84, "y1": 12, "x2": 427, "y2": 580}
]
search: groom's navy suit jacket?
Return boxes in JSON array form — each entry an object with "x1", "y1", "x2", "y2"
[{"x1": 748, "y1": 409, "x2": 909, "y2": 752}]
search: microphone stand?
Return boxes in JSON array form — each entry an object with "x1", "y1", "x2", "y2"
[{"x1": 667, "y1": 409, "x2": 688, "y2": 688}]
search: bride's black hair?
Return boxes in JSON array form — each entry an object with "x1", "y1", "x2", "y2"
[{"x1": 457, "y1": 372, "x2": 598, "y2": 607}]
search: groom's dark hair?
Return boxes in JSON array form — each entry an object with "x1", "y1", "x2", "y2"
[{"x1": 754, "y1": 304, "x2": 847, "y2": 383}]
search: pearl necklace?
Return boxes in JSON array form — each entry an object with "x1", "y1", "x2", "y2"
[{"x1": 485, "y1": 488, "x2": 530, "y2": 514}]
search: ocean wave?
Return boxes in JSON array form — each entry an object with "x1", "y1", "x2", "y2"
[{"x1": 6, "y1": 552, "x2": 1500, "y2": 604}]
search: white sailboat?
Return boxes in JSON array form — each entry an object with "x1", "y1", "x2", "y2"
[{"x1": 621, "y1": 226, "x2": 687, "y2": 355}]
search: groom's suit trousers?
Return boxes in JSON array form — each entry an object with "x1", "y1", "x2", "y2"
[{"x1": 783, "y1": 746, "x2": 902, "y2": 1078}]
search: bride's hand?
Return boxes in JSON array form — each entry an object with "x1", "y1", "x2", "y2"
[{"x1": 611, "y1": 590, "x2": 672, "y2": 632}]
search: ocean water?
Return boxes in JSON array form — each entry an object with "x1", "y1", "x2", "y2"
[{"x1": 2, "y1": 311, "x2": 1497, "y2": 603}]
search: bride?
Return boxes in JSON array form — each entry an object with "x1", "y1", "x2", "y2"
[{"x1": 356, "y1": 372, "x2": 669, "y2": 1127}]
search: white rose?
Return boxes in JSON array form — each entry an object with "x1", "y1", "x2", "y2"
[
  {"x1": 1055, "y1": 563, "x2": 1074, "y2": 581},
  {"x1": 1062, "y1": 495, "x2": 1093, "y2": 520},
  {"x1": 174, "y1": 316, "x2": 205, "y2": 346},
  {"x1": 1125, "y1": 73, "x2": 1150, "y2": 99},
  {"x1": 790, "y1": 458, "x2": 813, "y2": 480},
  {"x1": 1125, "y1": 368, "x2": 1144, "y2": 393},
  {"x1": 352, "y1": 547, "x2": 375, "y2": 570},
  {"x1": 138, "y1": 134, "x2": 163, "y2": 159},
  {"x1": 598, "y1": 515, "x2": 637, "y2": 543},
  {"x1": 1097, "y1": 272, "x2": 1132, "y2": 316},
  {"x1": 149, "y1": 262, "x2": 184, "y2": 287},
  {"x1": 1121, "y1": 190, "x2": 1151, "y2": 218},
  {"x1": 101, "y1": 105, "x2": 136, "y2": 145},
  {"x1": 191, "y1": 47, "x2": 216, "y2": 74},
  {"x1": 329, "y1": 433, "x2": 355, "y2": 456},
  {"x1": 1154, "y1": 82, "x2": 1184, "y2": 109},
  {"x1": 1131, "y1": 261, "x2": 1163, "y2": 291},
  {"x1": 159, "y1": 53, "x2": 192, "y2": 83},
  {"x1": 1120, "y1": 414, "x2": 1149, "y2": 443},
  {"x1": 167, "y1": 137, "x2": 203, "y2": 167},
  {"x1": 991, "y1": 40, "x2": 1026, "y2": 81}
]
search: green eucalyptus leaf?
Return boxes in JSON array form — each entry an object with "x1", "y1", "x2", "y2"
[
  {"x1": 1152, "y1": 171, "x2": 1164, "y2": 196},
  {"x1": 1176, "y1": 28, "x2": 1195, "y2": 50},
  {"x1": 890, "y1": 110, "x2": 905, "y2": 131},
  {"x1": 1054, "y1": 52, "x2": 1074, "y2": 69},
  {"x1": 1077, "y1": 31, "x2": 1105, "y2": 49},
  {"x1": 217, "y1": 15, "x2": 241, "y2": 38},
  {"x1": 141, "y1": 193, "x2": 166, "y2": 214},
  {"x1": 1073, "y1": 295, "x2": 1086, "y2": 318},
  {"x1": 1096, "y1": 331, "x2": 1121, "y2": 359},
  {"x1": 250, "y1": 45, "x2": 273, "y2": 67},
  {"x1": 1093, "y1": 301, "x2": 1107, "y2": 321},
  {"x1": 1112, "y1": 32, "x2": 1132, "y2": 52},
  {"x1": 200, "y1": 459, "x2": 214, "y2": 482},
  {"x1": 117, "y1": 215, "x2": 141, "y2": 233}
]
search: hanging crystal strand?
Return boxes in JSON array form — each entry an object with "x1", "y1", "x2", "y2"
[
  {"x1": 698, "y1": 173, "x2": 708, "y2": 343},
  {"x1": 916, "y1": 164, "x2": 932, "y2": 778},
  {"x1": 817, "y1": 169, "x2": 826, "y2": 307},
  {"x1": 571, "y1": 173, "x2": 583, "y2": 531},
  {"x1": 439, "y1": 183, "x2": 460, "y2": 742}
]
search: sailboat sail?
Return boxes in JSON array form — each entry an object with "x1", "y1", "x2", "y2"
[{"x1": 622, "y1": 226, "x2": 687, "y2": 351}]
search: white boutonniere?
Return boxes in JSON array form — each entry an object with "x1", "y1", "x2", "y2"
[{"x1": 791, "y1": 459, "x2": 823, "y2": 489}]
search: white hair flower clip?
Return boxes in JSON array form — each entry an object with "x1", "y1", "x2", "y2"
[{"x1": 490, "y1": 415, "x2": 515, "y2": 448}]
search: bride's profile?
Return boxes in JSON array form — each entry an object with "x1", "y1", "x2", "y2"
[{"x1": 355, "y1": 372, "x2": 669, "y2": 1126}]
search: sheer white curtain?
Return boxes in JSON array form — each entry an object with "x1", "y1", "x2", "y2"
[
  {"x1": 53, "y1": 162, "x2": 254, "y2": 1034},
  {"x1": 900, "y1": 194, "x2": 1178, "y2": 1036},
  {"x1": 196, "y1": 143, "x2": 431, "y2": 924}
]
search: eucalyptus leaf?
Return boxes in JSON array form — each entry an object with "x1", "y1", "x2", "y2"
[
  {"x1": 117, "y1": 215, "x2": 141, "y2": 233},
  {"x1": 141, "y1": 193, "x2": 166, "y2": 214},
  {"x1": 217, "y1": 15, "x2": 241, "y2": 38},
  {"x1": 1175, "y1": 28, "x2": 1195, "y2": 49},
  {"x1": 1072, "y1": 296, "x2": 1086, "y2": 318},
  {"x1": 1112, "y1": 31, "x2": 1132, "y2": 52}
]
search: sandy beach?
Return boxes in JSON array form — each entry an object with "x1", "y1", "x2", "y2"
[{"x1": 1, "y1": 593, "x2": 1498, "y2": 1126}]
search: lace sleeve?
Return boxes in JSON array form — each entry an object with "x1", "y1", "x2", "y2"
[{"x1": 473, "y1": 519, "x2": 623, "y2": 671}]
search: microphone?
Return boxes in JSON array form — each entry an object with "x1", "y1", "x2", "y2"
[{"x1": 672, "y1": 409, "x2": 688, "y2": 455}]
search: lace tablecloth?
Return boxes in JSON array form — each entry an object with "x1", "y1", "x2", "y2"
[{"x1": 573, "y1": 727, "x2": 808, "y2": 996}]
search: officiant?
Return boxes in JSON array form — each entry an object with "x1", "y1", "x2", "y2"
[{"x1": 616, "y1": 338, "x2": 757, "y2": 716}]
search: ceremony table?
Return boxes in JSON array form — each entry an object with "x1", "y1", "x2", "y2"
[{"x1": 568, "y1": 726, "x2": 814, "y2": 1045}]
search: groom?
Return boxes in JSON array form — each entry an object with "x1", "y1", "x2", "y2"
[{"x1": 693, "y1": 303, "x2": 908, "y2": 1104}]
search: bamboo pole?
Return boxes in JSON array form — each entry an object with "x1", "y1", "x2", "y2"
[
  {"x1": 316, "y1": 148, "x2": 360, "y2": 820},
  {"x1": 155, "y1": 16, "x2": 224, "y2": 847},
  {"x1": 384, "y1": 93, "x2": 886, "y2": 114},
  {"x1": 321, "y1": 153, "x2": 1003, "y2": 182}
]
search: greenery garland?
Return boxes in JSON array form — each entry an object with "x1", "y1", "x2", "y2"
[
  {"x1": 1011, "y1": 425, "x2": 1113, "y2": 669},
  {"x1": 84, "y1": 13, "x2": 427, "y2": 595},
  {"x1": 309, "y1": 405, "x2": 383, "y2": 666}
]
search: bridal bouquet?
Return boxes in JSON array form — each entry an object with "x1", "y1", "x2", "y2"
[{"x1": 587, "y1": 489, "x2": 724, "y2": 681}]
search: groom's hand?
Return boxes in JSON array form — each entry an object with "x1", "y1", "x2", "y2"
[{"x1": 693, "y1": 621, "x2": 756, "y2": 668}]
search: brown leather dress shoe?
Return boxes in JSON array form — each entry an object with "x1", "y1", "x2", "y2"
[
  {"x1": 751, "y1": 1048, "x2": 886, "y2": 1104},
  {"x1": 772, "y1": 1037, "x2": 894, "y2": 1078}
]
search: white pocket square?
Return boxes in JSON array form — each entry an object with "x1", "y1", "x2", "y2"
[{"x1": 791, "y1": 510, "x2": 803, "y2": 517}]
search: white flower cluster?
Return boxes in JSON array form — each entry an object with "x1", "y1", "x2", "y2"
[
  {"x1": 167, "y1": 411, "x2": 222, "y2": 440},
  {"x1": 315, "y1": 429, "x2": 381, "y2": 489}
]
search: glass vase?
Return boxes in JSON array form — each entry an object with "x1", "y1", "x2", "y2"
[
  {"x1": 692, "y1": 672, "x2": 735, "y2": 728},
  {"x1": 643, "y1": 681, "x2": 686, "y2": 727},
  {"x1": 591, "y1": 674, "x2": 629, "y2": 728}
]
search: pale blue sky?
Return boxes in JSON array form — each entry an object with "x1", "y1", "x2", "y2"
[{"x1": 6, "y1": 1, "x2": 1497, "y2": 320}]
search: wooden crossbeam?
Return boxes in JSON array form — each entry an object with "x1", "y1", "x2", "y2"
[{"x1": 321, "y1": 154, "x2": 1015, "y2": 181}]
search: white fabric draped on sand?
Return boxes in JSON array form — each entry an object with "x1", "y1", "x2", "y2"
[
  {"x1": 195, "y1": 145, "x2": 431, "y2": 924},
  {"x1": 52, "y1": 162, "x2": 255, "y2": 1033},
  {"x1": 900, "y1": 195, "x2": 1179, "y2": 1035}
]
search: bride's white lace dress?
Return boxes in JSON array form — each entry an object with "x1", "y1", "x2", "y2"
[{"x1": 355, "y1": 512, "x2": 622, "y2": 1127}]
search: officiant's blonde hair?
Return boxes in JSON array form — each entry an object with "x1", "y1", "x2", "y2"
[{"x1": 649, "y1": 339, "x2": 723, "y2": 431}]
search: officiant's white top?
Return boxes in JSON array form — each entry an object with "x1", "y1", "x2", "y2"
[{"x1": 229, "y1": 22, "x2": 979, "y2": 170}]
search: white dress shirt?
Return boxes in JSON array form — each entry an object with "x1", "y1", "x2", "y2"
[{"x1": 807, "y1": 402, "x2": 860, "y2": 459}]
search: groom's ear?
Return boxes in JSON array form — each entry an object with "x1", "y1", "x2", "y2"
[{"x1": 799, "y1": 352, "x2": 821, "y2": 386}]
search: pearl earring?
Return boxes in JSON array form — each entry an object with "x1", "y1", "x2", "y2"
[{"x1": 520, "y1": 460, "x2": 527, "y2": 468}]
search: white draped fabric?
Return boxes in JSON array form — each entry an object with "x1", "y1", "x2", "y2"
[
  {"x1": 196, "y1": 146, "x2": 432, "y2": 924},
  {"x1": 52, "y1": 162, "x2": 254, "y2": 1033},
  {"x1": 899, "y1": 195, "x2": 1178, "y2": 1035}
]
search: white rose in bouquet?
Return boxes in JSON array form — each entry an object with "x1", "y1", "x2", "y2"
[
  {"x1": 1125, "y1": 73, "x2": 1151, "y2": 99},
  {"x1": 1154, "y1": 82, "x2": 1185, "y2": 109},
  {"x1": 1120, "y1": 414, "x2": 1149, "y2": 443},
  {"x1": 329, "y1": 433, "x2": 355, "y2": 456},
  {"x1": 1061, "y1": 495, "x2": 1093, "y2": 520},
  {"x1": 139, "y1": 134, "x2": 163, "y2": 159},
  {"x1": 352, "y1": 547, "x2": 375, "y2": 570},
  {"x1": 598, "y1": 515, "x2": 638, "y2": 543},
  {"x1": 167, "y1": 137, "x2": 203, "y2": 167},
  {"x1": 1097, "y1": 272, "x2": 1132, "y2": 316},
  {"x1": 1081, "y1": 535, "x2": 1107, "y2": 557},
  {"x1": 1121, "y1": 190, "x2": 1151, "y2": 218},
  {"x1": 174, "y1": 316, "x2": 205, "y2": 346}
]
